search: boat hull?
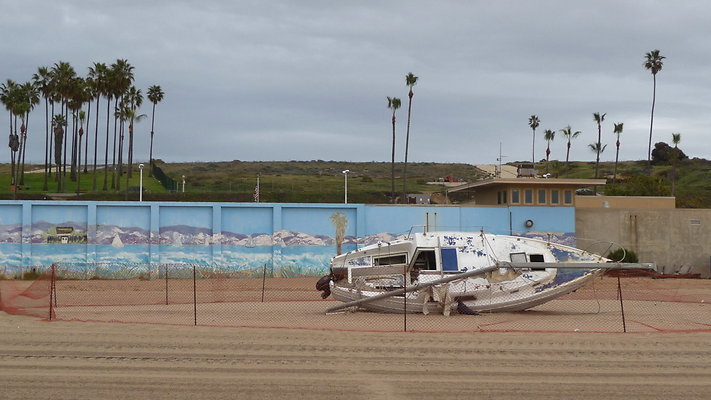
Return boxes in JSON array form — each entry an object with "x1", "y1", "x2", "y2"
[{"x1": 329, "y1": 269, "x2": 600, "y2": 314}]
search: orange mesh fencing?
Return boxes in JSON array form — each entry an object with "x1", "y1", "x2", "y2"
[{"x1": 1, "y1": 263, "x2": 708, "y2": 333}]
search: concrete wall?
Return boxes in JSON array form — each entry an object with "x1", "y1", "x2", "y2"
[
  {"x1": 576, "y1": 208, "x2": 711, "y2": 278},
  {"x1": 575, "y1": 196, "x2": 676, "y2": 209},
  {"x1": 0, "y1": 201, "x2": 575, "y2": 275}
]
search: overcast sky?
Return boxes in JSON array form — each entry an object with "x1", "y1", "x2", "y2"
[{"x1": 2, "y1": 0, "x2": 710, "y2": 166}]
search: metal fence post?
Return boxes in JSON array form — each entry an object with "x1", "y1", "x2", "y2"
[
  {"x1": 49, "y1": 263, "x2": 55, "y2": 320},
  {"x1": 193, "y1": 264, "x2": 197, "y2": 326},
  {"x1": 617, "y1": 275, "x2": 627, "y2": 333}
]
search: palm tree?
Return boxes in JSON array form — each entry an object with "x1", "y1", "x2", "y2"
[
  {"x1": 88, "y1": 62, "x2": 107, "y2": 191},
  {"x1": 51, "y1": 61, "x2": 78, "y2": 191},
  {"x1": 644, "y1": 49, "x2": 665, "y2": 174},
  {"x1": 124, "y1": 86, "x2": 143, "y2": 178},
  {"x1": 671, "y1": 132, "x2": 681, "y2": 196},
  {"x1": 543, "y1": 129, "x2": 555, "y2": 173},
  {"x1": 612, "y1": 122, "x2": 624, "y2": 184},
  {"x1": 108, "y1": 59, "x2": 134, "y2": 190},
  {"x1": 560, "y1": 125, "x2": 581, "y2": 171},
  {"x1": 67, "y1": 77, "x2": 87, "y2": 182},
  {"x1": 17, "y1": 81, "x2": 40, "y2": 186},
  {"x1": 402, "y1": 73, "x2": 418, "y2": 203},
  {"x1": 102, "y1": 66, "x2": 115, "y2": 191},
  {"x1": 592, "y1": 112, "x2": 606, "y2": 178},
  {"x1": 32, "y1": 66, "x2": 53, "y2": 190},
  {"x1": 0, "y1": 80, "x2": 20, "y2": 187},
  {"x1": 387, "y1": 96, "x2": 401, "y2": 204},
  {"x1": 147, "y1": 85, "x2": 164, "y2": 177},
  {"x1": 588, "y1": 142, "x2": 607, "y2": 157},
  {"x1": 528, "y1": 115, "x2": 540, "y2": 165}
]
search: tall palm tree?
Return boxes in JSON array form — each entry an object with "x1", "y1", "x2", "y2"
[
  {"x1": 51, "y1": 61, "x2": 77, "y2": 191},
  {"x1": 644, "y1": 49, "x2": 665, "y2": 174},
  {"x1": 402, "y1": 73, "x2": 418, "y2": 203},
  {"x1": 32, "y1": 66, "x2": 53, "y2": 190},
  {"x1": 671, "y1": 132, "x2": 681, "y2": 196},
  {"x1": 592, "y1": 112, "x2": 606, "y2": 178},
  {"x1": 88, "y1": 62, "x2": 107, "y2": 191},
  {"x1": 612, "y1": 122, "x2": 624, "y2": 184},
  {"x1": 102, "y1": 66, "x2": 116, "y2": 191},
  {"x1": 387, "y1": 96, "x2": 401, "y2": 204},
  {"x1": 560, "y1": 125, "x2": 581, "y2": 171},
  {"x1": 528, "y1": 115, "x2": 540, "y2": 165},
  {"x1": 147, "y1": 85, "x2": 164, "y2": 177},
  {"x1": 108, "y1": 59, "x2": 134, "y2": 190},
  {"x1": 0, "y1": 80, "x2": 20, "y2": 186},
  {"x1": 124, "y1": 86, "x2": 143, "y2": 178},
  {"x1": 543, "y1": 129, "x2": 555, "y2": 173},
  {"x1": 17, "y1": 81, "x2": 40, "y2": 186},
  {"x1": 67, "y1": 77, "x2": 87, "y2": 182}
]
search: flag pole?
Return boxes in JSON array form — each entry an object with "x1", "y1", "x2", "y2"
[{"x1": 255, "y1": 174, "x2": 260, "y2": 203}]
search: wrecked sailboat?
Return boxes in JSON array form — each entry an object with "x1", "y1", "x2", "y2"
[{"x1": 317, "y1": 231, "x2": 651, "y2": 315}]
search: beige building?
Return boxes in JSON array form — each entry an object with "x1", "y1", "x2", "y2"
[{"x1": 448, "y1": 178, "x2": 606, "y2": 207}]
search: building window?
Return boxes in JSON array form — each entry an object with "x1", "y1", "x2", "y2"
[
  {"x1": 497, "y1": 191, "x2": 502, "y2": 204},
  {"x1": 502, "y1": 190, "x2": 507, "y2": 204},
  {"x1": 524, "y1": 189, "x2": 533, "y2": 204},
  {"x1": 511, "y1": 188, "x2": 520, "y2": 204},
  {"x1": 551, "y1": 189, "x2": 559, "y2": 204},
  {"x1": 538, "y1": 189, "x2": 546, "y2": 204},
  {"x1": 564, "y1": 190, "x2": 573, "y2": 204}
]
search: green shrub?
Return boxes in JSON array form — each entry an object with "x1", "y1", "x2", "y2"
[{"x1": 606, "y1": 248, "x2": 639, "y2": 263}]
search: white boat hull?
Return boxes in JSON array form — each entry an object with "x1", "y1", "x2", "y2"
[{"x1": 330, "y1": 269, "x2": 599, "y2": 314}]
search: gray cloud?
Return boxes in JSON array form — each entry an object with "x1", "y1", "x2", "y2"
[{"x1": 2, "y1": 0, "x2": 710, "y2": 166}]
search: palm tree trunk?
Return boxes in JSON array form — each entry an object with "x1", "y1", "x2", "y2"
[
  {"x1": 595, "y1": 126, "x2": 601, "y2": 179},
  {"x1": 111, "y1": 98, "x2": 118, "y2": 190},
  {"x1": 19, "y1": 117, "x2": 29, "y2": 186},
  {"x1": 613, "y1": 141, "x2": 620, "y2": 184},
  {"x1": 62, "y1": 104, "x2": 69, "y2": 190},
  {"x1": 77, "y1": 133, "x2": 82, "y2": 196},
  {"x1": 43, "y1": 98, "x2": 49, "y2": 190},
  {"x1": 391, "y1": 115, "x2": 396, "y2": 204},
  {"x1": 102, "y1": 97, "x2": 111, "y2": 191},
  {"x1": 70, "y1": 112, "x2": 77, "y2": 181},
  {"x1": 402, "y1": 94, "x2": 413, "y2": 204},
  {"x1": 84, "y1": 101, "x2": 90, "y2": 173},
  {"x1": 92, "y1": 95, "x2": 100, "y2": 191},
  {"x1": 116, "y1": 119, "x2": 123, "y2": 191},
  {"x1": 647, "y1": 74, "x2": 657, "y2": 174},
  {"x1": 531, "y1": 128, "x2": 535, "y2": 165},
  {"x1": 49, "y1": 102, "x2": 55, "y2": 178},
  {"x1": 149, "y1": 102, "x2": 156, "y2": 177}
]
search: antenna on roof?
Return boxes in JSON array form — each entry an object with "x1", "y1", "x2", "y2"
[{"x1": 496, "y1": 142, "x2": 508, "y2": 178}]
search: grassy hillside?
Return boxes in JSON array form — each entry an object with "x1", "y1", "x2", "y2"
[{"x1": 1, "y1": 158, "x2": 709, "y2": 207}]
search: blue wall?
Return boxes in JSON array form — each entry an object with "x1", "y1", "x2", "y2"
[{"x1": 0, "y1": 201, "x2": 575, "y2": 275}]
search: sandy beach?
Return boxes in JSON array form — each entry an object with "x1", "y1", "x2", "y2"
[
  {"x1": 0, "y1": 309, "x2": 710, "y2": 400},
  {"x1": 1, "y1": 275, "x2": 710, "y2": 399}
]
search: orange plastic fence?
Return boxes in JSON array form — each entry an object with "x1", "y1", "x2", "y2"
[{"x1": 1, "y1": 263, "x2": 708, "y2": 333}]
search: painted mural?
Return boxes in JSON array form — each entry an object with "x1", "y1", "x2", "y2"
[{"x1": 0, "y1": 201, "x2": 576, "y2": 277}]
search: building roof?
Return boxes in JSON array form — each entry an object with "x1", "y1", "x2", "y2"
[{"x1": 448, "y1": 177, "x2": 607, "y2": 193}]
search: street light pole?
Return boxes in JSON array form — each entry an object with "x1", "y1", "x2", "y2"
[
  {"x1": 139, "y1": 164, "x2": 144, "y2": 202},
  {"x1": 342, "y1": 169, "x2": 350, "y2": 204}
]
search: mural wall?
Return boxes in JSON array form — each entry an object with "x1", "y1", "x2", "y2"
[{"x1": 0, "y1": 201, "x2": 575, "y2": 276}]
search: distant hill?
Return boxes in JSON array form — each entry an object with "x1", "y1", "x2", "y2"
[{"x1": 2, "y1": 158, "x2": 709, "y2": 207}]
